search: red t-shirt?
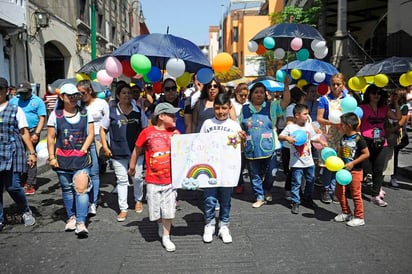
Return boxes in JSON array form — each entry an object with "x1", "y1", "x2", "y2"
[{"x1": 135, "y1": 126, "x2": 179, "y2": 185}]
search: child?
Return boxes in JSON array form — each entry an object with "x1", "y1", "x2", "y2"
[
  {"x1": 128, "y1": 102, "x2": 180, "y2": 252},
  {"x1": 334, "y1": 112, "x2": 369, "y2": 227},
  {"x1": 279, "y1": 104, "x2": 326, "y2": 214},
  {"x1": 199, "y1": 93, "x2": 245, "y2": 244}
]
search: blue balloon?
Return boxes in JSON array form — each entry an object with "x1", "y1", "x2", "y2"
[
  {"x1": 276, "y1": 70, "x2": 286, "y2": 82},
  {"x1": 341, "y1": 96, "x2": 358, "y2": 113},
  {"x1": 291, "y1": 129, "x2": 307, "y2": 146},
  {"x1": 354, "y1": 107, "x2": 363, "y2": 119},
  {"x1": 197, "y1": 68, "x2": 214, "y2": 84},
  {"x1": 321, "y1": 147, "x2": 337, "y2": 162},
  {"x1": 336, "y1": 169, "x2": 352, "y2": 185},
  {"x1": 263, "y1": 37, "x2": 275, "y2": 49},
  {"x1": 146, "y1": 66, "x2": 162, "y2": 83}
]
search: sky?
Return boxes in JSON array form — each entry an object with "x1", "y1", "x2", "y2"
[{"x1": 141, "y1": 0, "x2": 229, "y2": 46}]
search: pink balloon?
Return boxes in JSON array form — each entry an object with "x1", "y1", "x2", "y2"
[
  {"x1": 96, "y1": 70, "x2": 113, "y2": 86},
  {"x1": 313, "y1": 134, "x2": 327, "y2": 149},
  {"x1": 290, "y1": 37, "x2": 303, "y2": 51},
  {"x1": 105, "y1": 57, "x2": 123, "y2": 78}
]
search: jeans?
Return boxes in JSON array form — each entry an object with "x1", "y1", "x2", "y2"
[
  {"x1": 0, "y1": 170, "x2": 31, "y2": 223},
  {"x1": 335, "y1": 170, "x2": 364, "y2": 219},
  {"x1": 88, "y1": 142, "x2": 100, "y2": 204},
  {"x1": 290, "y1": 166, "x2": 315, "y2": 204},
  {"x1": 56, "y1": 169, "x2": 90, "y2": 223},
  {"x1": 111, "y1": 158, "x2": 130, "y2": 211},
  {"x1": 321, "y1": 168, "x2": 336, "y2": 194},
  {"x1": 203, "y1": 187, "x2": 232, "y2": 225},
  {"x1": 132, "y1": 155, "x2": 144, "y2": 202},
  {"x1": 247, "y1": 153, "x2": 277, "y2": 201}
]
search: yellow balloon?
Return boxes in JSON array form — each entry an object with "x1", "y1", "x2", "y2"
[
  {"x1": 76, "y1": 73, "x2": 91, "y2": 82},
  {"x1": 406, "y1": 71, "x2": 412, "y2": 83},
  {"x1": 399, "y1": 73, "x2": 410, "y2": 87},
  {"x1": 364, "y1": 76, "x2": 374, "y2": 83},
  {"x1": 297, "y1": 79, "x2": 308, "y2": 89},
  {"x1": 325, "y1": 156, "x2": 344, "y2": 172},
  {"x1": 361, "y1": 84, "x2": 369, "y2": 93},
  {"x1": 374, "y1": 74, "x2": 389, "y2": 87},
  {"x1": 348, "y1": 76, "x2": 366, "y2": 91},
  {"x1": 291, "y1": 69, "x2": 302, "y2": 80},
  {"x1": 176, "y1": 72, "x2": 191, "y2": 88}
]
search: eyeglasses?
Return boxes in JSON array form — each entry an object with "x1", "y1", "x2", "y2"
[
  {"x1": 370, "y1": 91, "x2": 381, "y2": 95},
  {"x1": 208, "y1": 84, "x2": 218, "y2": 89},
  {"x1": 65, "y1": 94, "x2": 82, "y2": 100},
  {"x1": 164, "y1": 86, "x2": 177, "y2": 92}
]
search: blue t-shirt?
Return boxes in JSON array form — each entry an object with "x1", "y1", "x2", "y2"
[
  {"x1": 318, "y1": 90, "x2": 348, "y2": 119},
  {"x1": 10, "y1": 95, "x2": 47, "y2": 129}
]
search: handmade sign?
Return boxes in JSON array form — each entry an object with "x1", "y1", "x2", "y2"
[{"x1": 171, "y1": 132, "x2": 241, "y2": 189}]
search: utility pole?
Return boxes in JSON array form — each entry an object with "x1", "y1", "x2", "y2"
[{"x1": 91, "y1": 0, "x2": 97, "y2": 61}]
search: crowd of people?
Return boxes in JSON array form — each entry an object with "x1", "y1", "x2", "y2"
[{"x1": 0, "y1": 73, "x2": 411, "y2": 252}]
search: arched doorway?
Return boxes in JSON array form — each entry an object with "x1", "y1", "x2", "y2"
[{"x1": 44, "y1": 42, "x2": 65, "y2": 91}]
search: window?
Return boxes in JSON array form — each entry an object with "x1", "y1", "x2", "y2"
[{"x1": 233, "y1": 27, "x2": 238, "y2": 42}]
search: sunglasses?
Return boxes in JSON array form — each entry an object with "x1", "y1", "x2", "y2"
[
  {"x1": 208, "y1": 84, "x2": 218, "y2": 89},
  {"x1": 237, "y1": 93, "x2": 248, "y2": 98},
  {"x1": 65, "y1": 94, "x2": 82, "y2": 100},
  {"x1": 164, "y1": 86, "x2": 177, "y2": 92}
]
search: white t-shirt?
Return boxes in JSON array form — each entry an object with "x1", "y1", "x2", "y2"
[
  {"x1": 279, "y1": 122, "x2": 316, "y2": 168},
  {"x1": 199, "y1": 117, "x2": 242, "y2": 134},
  {"x1": 0, "y1": 102, "x2": 28, "y2": 129},
  {"x1": 85, "y1": 98, "x2": 109, "y2": 135},
  {"x1": 101, "y1": 102, "x2": 148, "y2": 130},
  {"x1": 230, "y1": 98, "x2": 249, "y2": 117}
]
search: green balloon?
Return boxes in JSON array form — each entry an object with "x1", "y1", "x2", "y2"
[
  {"x1": 130, "y1": 54, "x2": 152, "y2": 75},
  {"x1": 296, "y1": 48, "x2": 309, "y2": 61}
]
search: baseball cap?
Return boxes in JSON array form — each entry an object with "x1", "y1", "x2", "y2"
[
  {"x1": 0, "y1": 77, "x2": 8, "y2": 89},
  {"x1": 59, "y1": 83, "x2": 80, "y2": 95},
  {"x1": 154, "y1": 102, "x2": 181, "y2": 117},
  {"x1": 16, "y1": 82, "x2": 32, "y2": 93},
  {"x1": 226, "y1": 81, "x2": 235, "y2": 88}
]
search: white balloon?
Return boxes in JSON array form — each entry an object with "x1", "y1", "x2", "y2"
[
  {"x1": 329, "y1": 109, "x2": 343, "y2": 124},
  {"x1": 314, "y1": 72, "x2": 326, "y2": 83},
  {"x1": 274, "y1": 48, "x2": 285, "y2": 59},
  {"x1": 248, "y1": 41, "x2": 258, "y2": 52},
  {"x1": 36, "y1": 140, "x2": 47, "y2": 153},
  {"x1": 314, "y1": 47, "x2": 329, "y2": 59},
  {"x1": 311, "y1": 39, "x2": 326, "y2": 51},
  {"x1": 166, "y1": 58, "x2": 185, "y2": 77}
]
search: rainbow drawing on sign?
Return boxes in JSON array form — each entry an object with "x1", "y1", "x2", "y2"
[{"x1": 182, "y1": 164, "x2": 218, "y2": 189}]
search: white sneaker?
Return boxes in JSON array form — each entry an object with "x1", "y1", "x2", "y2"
[
  {"x1": 218, "y1": 225, "x2": 232, "y2": 244},
  {"x1": 334, "y1": 213, "x2": 353, "y2": 222},
  {"x1": 162, "y1": 236, "x2": 176, "y2": 252},
  {"x1": 65, "y1": 216, "x2": 76, "y2": 231},
  {"x1": 346, "y1": 218, "x2": 365, "y2": 227},
  {"x1": 88, "y1": 203, "x2": 97, "y2": 215},
  {"x1": 158, "y1": 223, "x2": 163, "y2": 238},
  {"x1": 372, "y1": 196, "x2": 388, "y2": 207},
  {"x1": 390, "y1": 178, "x2": 399, "y2": 188},
  {"x1": 202, "y1": 223, "x2": 215, "y2": 243},
  {"x1": 75, "y1": 222, "x2": 89, "y2": 238}
]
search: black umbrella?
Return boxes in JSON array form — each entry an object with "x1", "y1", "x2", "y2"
[
  {"x1": 77, "y1": 56, "x2": 110, "y2": 74},
  {"x1": 356, "y1": 56, "x2": 412, "y2": 76}
]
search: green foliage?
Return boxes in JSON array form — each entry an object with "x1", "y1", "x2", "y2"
[{"x1": 271, "y1": 0, "x2": 321, "y2": 26}]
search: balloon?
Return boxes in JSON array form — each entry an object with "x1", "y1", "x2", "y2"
[
  {"x1": 374, "y1": 74, "x2": 389, "y2": 87},
  {"x1": 76, "y1": 73, "x2": 90, "y2": 82},
  {"x1": 176, "y1": 72, "x2": 191, "y2": 88},
  {"x1": 311, "y1": 39, "x2": 326, "y2": 51},
  {"x1": 321, "y1": 147, "x2": 337, "y2": 161},
  {"x1": 399, "y1": 73, "x2": 410, "y2": 87},
  {"x1": 274, "y1": 48, "x2": 285, "y2": 59},
  {"x1": 152, "y1": 82, "x2": 162, "y2": 94},
  {"x1": 297, "y1": 79, "x2": 308, "y2": 89},
  {"x1": 276, "y1": 70, "x2": 286, "y2": 82},
  {"x1": 37, "y1": 148, "x2": 49, "y2": 166},
  {"x1": 296, "y1": 48, "x2": 309, "y2": 61},
  {"x1": 96, "y1": 91, "x2": 106, "y2": 99},
  {"x1": 336, "y1": 169, "x2": 352, "y2": 185},
  {"x1": 348, "y1": 77, "x2": 366, "y2": 91},
  {"x1": 291, "y1": 69, "x2": 302, "y2": 80},
  {"x1": 314, "y1": 72, "x2": 326, "y2": 83},
  {"x1": 340, "y1": 96, "x2": 358, "y2": 113},
  {"x1": 291, "y1": 129, "x2": 307, "y2": 146},
  {"x1": 248, "y1": 41, "x2": 258, "y2": 52},
  {"x1": 329, "y1": 109, "x2": 343, "y2": 124},
  {"x1": 212, "y1": 52, "x2": 233, "y2": 72},
  {"x1": 314, "y1": 46, "x2": 328, "y2": 59},
  {"x1": 146, "y1": 66, "x2": 162, "y2": 83},
  {"x1": 96, "y1": 70, "x2": 113, "y2": 86},
  {"x1": 197, "y1": 68, "x2": 214, "y2": 84},
  {"x1": 325, "y1": 156, "x2": 345, "y2": 172},
  {"x1": 130, "y1": 54, "x2": 151, "y2": 75},
  {"x1": 317, "y1": 83, "x2": 329, "y2": 95},
  {"x1": 406, "y1": 71, "x2": 412, "y2": 82},
  {"x1": 121, "y1": 60, "x2": 135, "y2": 77},
  {"x1": 36, "y1": 139, "x2": 47, "y2": 153},
  {"x1": 143, "y1": 74, "x2": 151, "y2": 83},
  {"x1": 290, "y1": 37, "x2": 303, "y2": 51},
  {"x1": 354, "y1": 106, "x2": 363, "y2": 119},
  {"x1": 312, "y1": 134, "x2": 327, "y2": 150},
  {"x1": 256, "y1": 44, "x2": 266, "y2": 55},
  {"x1": 104, "y1": 56, "x2": 123, "y2": 78},
  {"x1": 263, "y1": 37, "x2": 275, "y2": 49},
  {"x1": 166, "y1": 58, "x2": 185, "y2": 77}
]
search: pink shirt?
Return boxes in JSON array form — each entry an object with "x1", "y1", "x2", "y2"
[{"x1": 360, "y1": 104, "x2": 389, "y2": 139}]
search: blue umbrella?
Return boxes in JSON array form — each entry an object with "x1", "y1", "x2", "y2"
[
  {"x1": 356, "y1": 56, "x2": 412, "y2": 76},
  {"x1": 112, "y1": 33, "x2": 211, "y2": 73},
  {"x1": 280, "y1": 59, "x2": 339, "y2": 84},
  {"x1": 249, "y1": 78, "x2": 284, "y2": 92}
]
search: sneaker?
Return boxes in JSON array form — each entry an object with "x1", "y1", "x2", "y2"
[
  {"x1": 291, "y1": 203, "x2": 299, "y2": 214},
  {"x1": 215, "y1": 201, "x2": 220, "y2": 211},
  {"x1": 264, "y1": 193, "x2": 273, "y2": 202},
  {"x1": 372, "y1": 196, "x2": 388, "y2": 207},
  {"x1": 285, "y1": 191, "x2": 291, "y2": 201},
  {"x1": 65, "y1": 216, "x2": 76, "y2": 231},
  {"x1": 234, "y1": 185, "x2": 244, "y2": 194},
  {"x1": 22, "y1": 211, "x2": 35, "y2": 226},
  {"x1": 379, "y1": 187, "x2": 386, "y2": 199},
  {"x1": 203, "y1": 223, "x2": 215, "y2": 243},
  {"x1": 331, "y1": 194, "x2": 339, "y2": 204},
  {"x1": 390, "y1": 178, "x2": 400, "y2": 188},
  {"x1": 346, "y1": 218, "x2": 365, "y2": 227},
  {"x1": 321, "y1": 190, "x2": 332, "y2": 204},
  {"x1": 162, "y1": 236, "x2": 176, "y2": 252},
  {"x1": 135, "y1": 201, "x2": 143, "y2": 213},
  {"x1": 218, "y1": 225, "x2": 232, "y2": 244},
  {"x1": 24, "y1": 184, "x2": 35, "y2": 195},
  {"x1": 117, "y1": 211, "x2": 128, "y2": 222},
  {"x1": 75, "y1": 222, "x2": 89, "y2": 238},
  {"x1": 363, "y1": 174, "x2": 373, "y2": 187},
  {"x1": 158, "y1": 223, "x2": 163, "y2": 238},
  {"x1": 88, "y1": 203, "x2": 97, "y2": 216},
  {"x1": 302, "y1": 198, "x2": 318, "y2": 209},
  {"x1": 252, "y1": 200, "x2": 266, "y2": 208},
  {"x1": 334, "y1": 213, "x2": 353, "y2": 222}
]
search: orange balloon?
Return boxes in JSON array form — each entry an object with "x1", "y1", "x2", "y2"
[
  {"x1": 256, "y1": 44, "x2": 266, "y2": 55},
  {"x1": 212, "y1": 52, "x2": 233, "y2": 72}
]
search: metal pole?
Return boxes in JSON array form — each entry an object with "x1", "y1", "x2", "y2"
[{"x1": 91, "y1": 0, "x2": 97, "y2": 61}]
